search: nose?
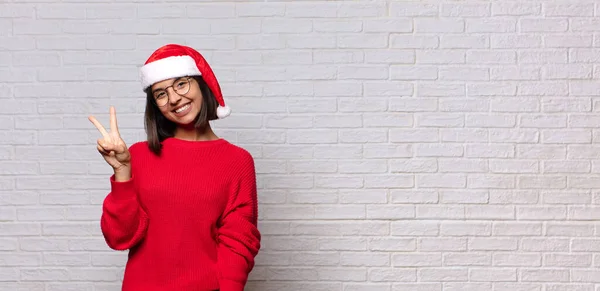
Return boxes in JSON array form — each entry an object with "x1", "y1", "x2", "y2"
[{"x1": 167, "y1": 88, "x2": 182, "y2": 105}]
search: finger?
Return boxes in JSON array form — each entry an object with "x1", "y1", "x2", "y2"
[
  {"x1": 97, "y1": 138, "x2": 113, "y2": 152},
  {"x1": 89, "y1": 115, "x2": 110, "y2": 138},
  {"x1": 109, "y1": 106, "x2": 120, "y2": 135},
  {"x1": 97, "y1": 145, "x2": 110, "y2": 156},
  {"x1": 113, "y1": 142, "x2": 127, "y2": 154}
]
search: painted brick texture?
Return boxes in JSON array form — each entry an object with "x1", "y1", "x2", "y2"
[{"x1": 2, "y1": 1, "x2": 600, "y2": 290}]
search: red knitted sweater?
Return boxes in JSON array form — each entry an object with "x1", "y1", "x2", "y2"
[{"x1": 100, "y1": 137, "x2": 261, "y2": 291}]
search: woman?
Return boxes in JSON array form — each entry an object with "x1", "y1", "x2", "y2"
[{"x1": 88, "y1": 44, "x2": 261, "y2": 291}]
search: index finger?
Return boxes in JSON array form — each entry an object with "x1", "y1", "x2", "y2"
[
  {"x1": 88, "y1": 115, "x2": 110, "y2": 138},
  {"x1": 109, "y1": 106, "x2": 119, "y2": 134}
]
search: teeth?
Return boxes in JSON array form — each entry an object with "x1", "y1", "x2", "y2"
[{"x1": 175, "y1": 104, "x2": 189, "y2": 113}]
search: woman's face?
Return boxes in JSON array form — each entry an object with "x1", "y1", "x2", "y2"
[{"x1": 149, "y1": 77, "x2": 203, "y2": 126}]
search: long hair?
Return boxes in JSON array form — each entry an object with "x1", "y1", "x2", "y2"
[{"x1": 144, "y1": 76, "x2": 218, "y2": 155}]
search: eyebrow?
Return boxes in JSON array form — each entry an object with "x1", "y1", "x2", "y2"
[
  {"x1": 151, "y1": 77, "x2": 187, "y2": 93},
  {"x1": 151, "y1": 88, "x2": 164, "y2": 95}
]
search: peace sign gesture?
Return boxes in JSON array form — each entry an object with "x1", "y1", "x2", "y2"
[{"x1": 89, "y1": 106, "x2": 131, "y2": 173}]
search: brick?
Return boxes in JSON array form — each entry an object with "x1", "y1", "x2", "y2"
[
  {"x1": 262, "y1": 19, "x2": 311, "y2": 34},
  {"x1": 545, "y1": 3, "x2": 594, "y2": 17},
  {"x1": 492, "y1": 3, "x2": 541, "y2": 16},
  {"x1": 390, "y1": 3, "x2": 438, "y2": 16},
  {"x1": 39, "y1": 5, "x2": 85, "y2": 19},
  {"x1": 187, "y1": 3, "x2": 235, "y2": 18},
  {"x1": 315, "y1": 50, "x2": 363, "y2": 64},
  {"x1": 470, "y1": 268, "x2": 517, "y2": 281},
  {"x1": 571, "y1": 19, "x2": 600, "y2": 32},
  {"x1": 341, "y1": 252, "x2": 389, "y2": 267},
  {"x1": 390, "y1": 66, "x2": 438, "y2": 80},
  {"x1": 543, "y1": 64, "x2": 593, "y2": 79},
  {"x1": 491, "y1": 35, "x2": 542, "y2": 48},
  {"x1": 315, "y1": 205, "x2": 367, "y2": 219},
  {"x1": 441, "y1": 3, "x2": 490, "y2": 17},
  {"x1": 0, "y1": 4, "x2": 35, "y2": 18},
  {"x1": 338, "y1": 34, "x2": 387, "y2": 49},
  {"x1": 337, "y1": 65, "x2": 388, "y2": 80},
  {"x1": 417, "y1": 50, "x2": 466, "y2": 64},
  {"x1": 440, "y1": 35, "x2": 488, "y2": 49},
  {"x1": 137, "y1": 4, "x2": 185, "y2": 18},
  {"x1": 414, "y1": 19, "x2": 464, "y2": 33},
  {"x1": 390, "y1": 35, "x2": 439, "y2": 49},
  {"x1": 444, "y1": 253, "x2": 491, "y2": 267},
  {"x1": 519, "y1": 19, "x2": 568, "y2": 32},
  {"x1": 364, "y1": 19, "x2": 412, "y2": 33},
  {"x1": 419, "y1": 268, "x2": 468, "y2": 281},
  {"x1": 468, "y1": 83, "x2": 516, "y2": 96},
  {"x1": 521, "y1": 269, "x2": 570, "y2": 282},
  {"x1": 285, "y1": 3, "x2": 337, "y2": 18},
  {"x1": 518, "y1": 50, "x2": 568, "y2": 64},
  {"x1": 236, "y1": 3, "x2": 284, "y2": 17},
  {"x1": 469, "y1": 238, "x2": 518, "y2": 251},
  {"x1": 466, "y1": 19, "x2": 516, "y2": 33}
]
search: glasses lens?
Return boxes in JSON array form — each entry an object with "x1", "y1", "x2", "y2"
[
  {"x1": 174, "y1": 78, "x2": 190, "y2": 95},
  {"x1": 156, "y1": 96, "x2": 167, "y2": 106},
  {"x1": 153, "y1": 90, "x2": 167, "y2": 106}
]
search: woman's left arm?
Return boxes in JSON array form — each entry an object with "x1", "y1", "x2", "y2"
[{"x1": 216, "y1": 154, "x2": 261, "y2": 291}]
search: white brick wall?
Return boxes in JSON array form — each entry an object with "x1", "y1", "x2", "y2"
[{"x1": 2, "y1": 1, "x2": 600, "y2": 290}]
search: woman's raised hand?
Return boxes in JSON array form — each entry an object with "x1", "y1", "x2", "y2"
[{"x1": 89, "y1": 106, "x2": 131, "y2": 174}]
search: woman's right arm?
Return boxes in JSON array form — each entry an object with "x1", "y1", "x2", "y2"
[
  {"x1": 100, "y1": 166, "x2": 149, "y2": 250},
  {"x1": 89, "y1": 106, "x2": 149, "y2": 250}
]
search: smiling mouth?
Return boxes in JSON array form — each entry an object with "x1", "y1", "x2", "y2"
[{"x1": 173, "y1": 103, "x2": 190, "y2": 113}]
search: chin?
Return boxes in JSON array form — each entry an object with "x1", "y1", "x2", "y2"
[
  {"x1": 171, "y1": 117, "x2": 195, "y2": 127},
  {"x1": 171, "y1": 113, "x2": 198, "y2": 126}
]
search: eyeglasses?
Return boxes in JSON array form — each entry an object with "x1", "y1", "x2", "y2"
[{"x1": 152, "y1": 77, "x2": 191, "y2": 107}]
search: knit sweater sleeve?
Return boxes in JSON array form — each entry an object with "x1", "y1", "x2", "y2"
[
  {"x1": 100, "y1": 175, "x2": 149, "y2": 251},
  {"x1": 216, "y1": 154, "x2": 261, "y2": 291}
]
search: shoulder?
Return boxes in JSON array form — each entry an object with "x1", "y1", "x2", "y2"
[
  {"x1": 128, "y1": 141, "x2": 149, "y2": 154},
  {"x1": 223, "y1": 141, "x2": 254, "y2": 162},
  {"x1": 221, "y1": 141, "x2": 255, "y2": 170},
  {"x1": 127, "y1": 141, "x2": 154, "y2": 159}
]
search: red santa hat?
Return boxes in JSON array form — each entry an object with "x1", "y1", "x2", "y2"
[{"x1": 139, "y1": 44, "x2": 230, "y2": 119}]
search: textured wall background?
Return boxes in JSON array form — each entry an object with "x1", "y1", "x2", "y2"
[{"x1": 2, "y1": 1, "x2": 600, "y2": 290}]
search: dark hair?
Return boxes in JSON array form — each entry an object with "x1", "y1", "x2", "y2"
[{"x1": 144, "y1": 76, "x2": 218, "y2": 155}]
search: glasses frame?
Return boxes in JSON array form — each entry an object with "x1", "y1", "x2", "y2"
[{"x1": 152, "y1": 76, "x2": 192, "y2": 107}]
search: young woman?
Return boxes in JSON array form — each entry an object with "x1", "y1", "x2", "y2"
[{"x1": 88, "y1": 44, "x2": 261, "y2": 291}]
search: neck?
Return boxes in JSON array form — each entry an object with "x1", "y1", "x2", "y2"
[{"x1": 173, "y1": 124, "x2": 219, "y2": 141}]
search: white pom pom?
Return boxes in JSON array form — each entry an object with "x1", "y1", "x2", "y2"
[{"x1": 216, "y1": 105, "x2": 231, "y2": 119}]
